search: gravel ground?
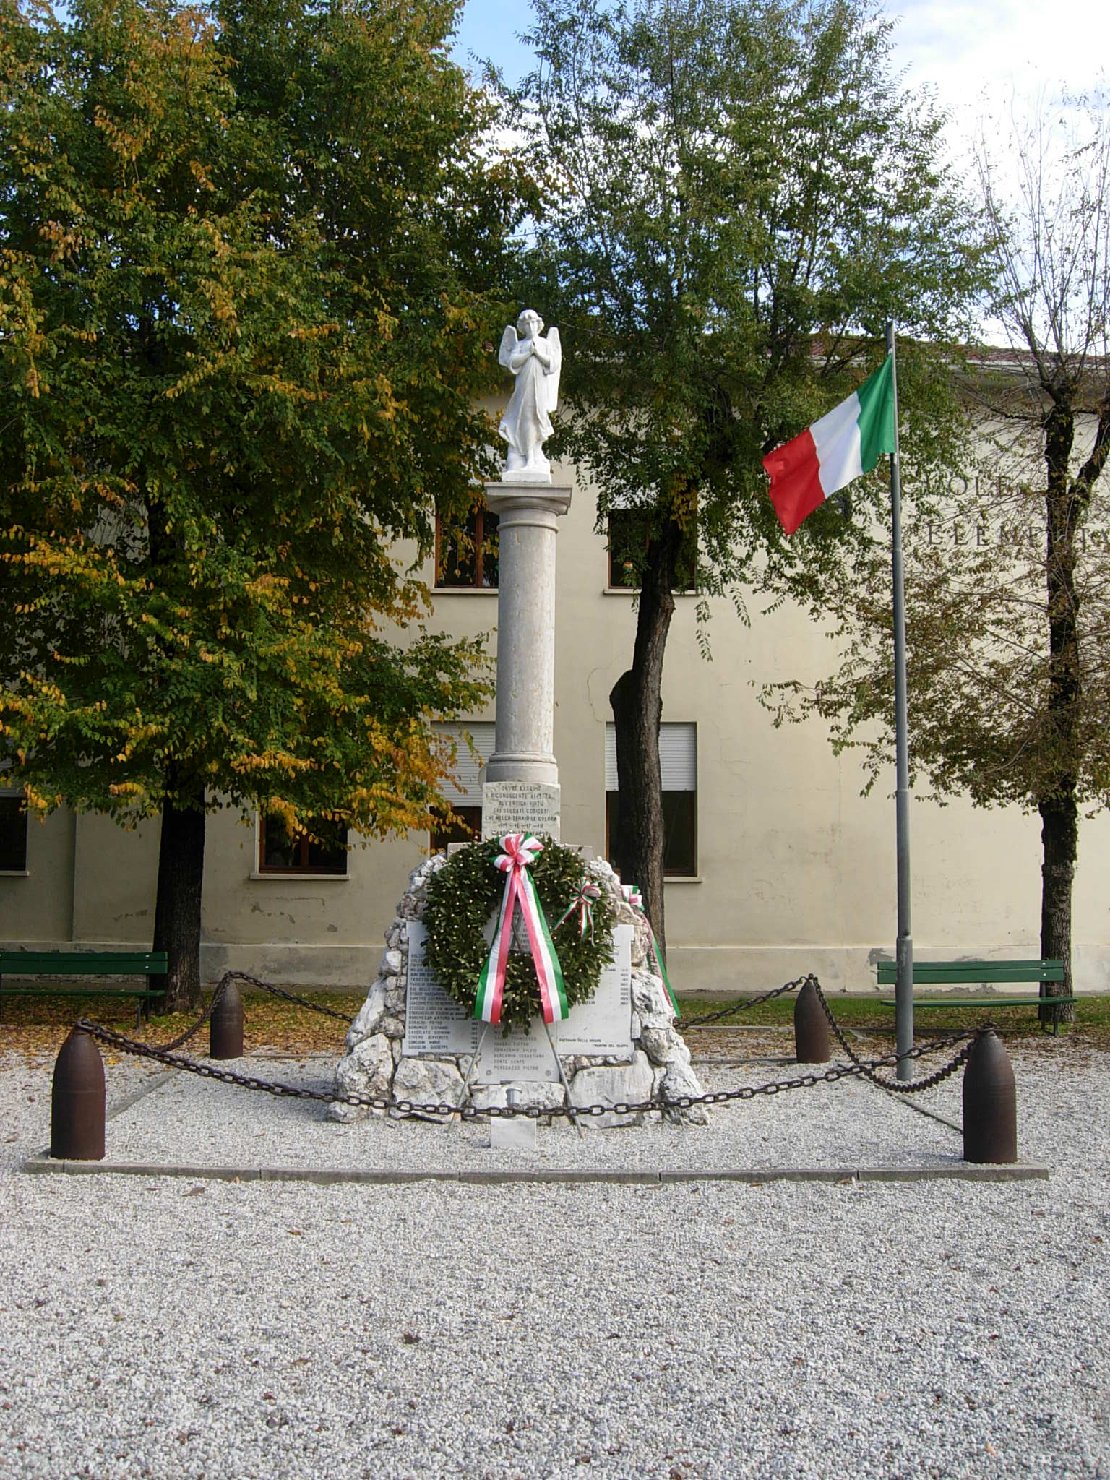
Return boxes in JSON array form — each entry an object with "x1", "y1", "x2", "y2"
[{"x1": 1, "y1": 1034, "x2": 1107, "y2": 1478}]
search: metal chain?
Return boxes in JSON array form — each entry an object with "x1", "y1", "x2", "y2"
[
  {"x1": 808, "y1": 976, "x2": 975, "y2": 1093},
  {"x1": 78, "y1": 1020, "x2": 394, "y2": 1111},
  {"x1": 129, "y1": 970, "x2": 353, "y2": 1058},
  {"x1": 679, "y1": 973, "x2": 974, "y2": 1095},
  {"x1": 680, "y1": 975, "x2": 813, "y2": 1028},
  {"x1": 75, "y1": 1011, "x2": 981, "y2": 1122},
  {"x1": 149, "y1": 972, "x2": 231, "y2": 1053},
  {"x1": 213, "y1": 971, "x2": 354, "y2": 1023}
]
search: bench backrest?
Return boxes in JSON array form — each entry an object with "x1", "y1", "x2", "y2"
[
  {"x1": 875, "y1": 959, "x2": 1064, "y2": 987},
  {"x1": 0, "y1": 950, "x2": 168, "y2": 975}
]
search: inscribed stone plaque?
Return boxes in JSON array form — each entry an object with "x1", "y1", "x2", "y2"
[
  {"x1": 554, "y1": 924, "x2": 634, "y2": 1058},
  {"x1": 481, "y1": 780, "x2": 561, "y2": 841},
  {"x1": 471, "y1": 1024, "x2": 560, "y2": 1084},
  {"x1": 403, "y1": 922, "x2": 481, "y2": 1057}
]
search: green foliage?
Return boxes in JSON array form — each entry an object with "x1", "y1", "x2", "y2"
[
  {"x1": 765, "y1": 96, "x2": 1110, "y2": 819},
  {"x1": 0, "y1": 0, "x2": 524, "y2": 836},
  {"x1": 767, "y1": 443, "x2": 1110, "y2": 811},
  {"x1": 421, "y1": 839, "x2": 616, "y2": 1031},
  {"x1": 505, "y1": 0, "x2": 988, "y2": 599}
]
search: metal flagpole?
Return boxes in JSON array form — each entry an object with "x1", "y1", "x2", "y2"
[{"x1": 886, "y1": 321, "x2": 914, "y2": 1080}]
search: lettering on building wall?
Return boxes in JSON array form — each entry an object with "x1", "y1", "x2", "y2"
[{"x1": 909, "y1": 520, "x2": 1108, "y2": 553}]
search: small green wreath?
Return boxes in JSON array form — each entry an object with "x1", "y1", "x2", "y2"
[{"x1": 421, "y1": 836, "x2": 615, "y2": 1032}]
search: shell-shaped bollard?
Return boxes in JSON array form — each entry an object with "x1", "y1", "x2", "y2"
[
  {"x1": 51, "y1": 1028, "x2": 106, "y2": 1161},
  {"x1": 209, "y1": 978, "x2": 244, "y2": 1060},
  {"x1": 962, "y1": 1027, "x2": 1017, "y2": 1163},
  {"x1": 793, "y1": 979, "x2": 830, "y2": 1064}
]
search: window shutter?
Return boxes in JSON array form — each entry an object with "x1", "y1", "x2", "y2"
[
  {"x1": 605, "y1": 723, "x2": 695, "y2": 792},
  {"x1": 605, "y1": 727, "x2": 618, "y2": 791},
  {"x1": 659, "y1": 723, "x2": 696, "y2": 790},
  {"x1": 434, "y1": 723, "x2": 495, "y2": 803}
]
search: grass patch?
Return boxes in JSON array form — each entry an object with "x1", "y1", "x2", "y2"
[
  {"x1": 0, "y1": 988, "x2": 358, "y2": 1062},
  {"x1": 3, "y1": 985, "x2": 1109, "y2": 1062},
  {"x1": 677, "y1": 990, "x2": 1110, "y2": 1049}
]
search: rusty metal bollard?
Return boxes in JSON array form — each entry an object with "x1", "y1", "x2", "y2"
[
  {"x1": 51, "y1": 1028, "x2": 106, "y2": 1161},
  {"x1": 793, "y1": 978, "x2": 830, "y2": 1063},
  {"x1": 962, "y1": 1027, "x2": 1017, "y2": 1163},
  {"x1": 209, "y1": 978, "x2": 244, "y2": 1060}
]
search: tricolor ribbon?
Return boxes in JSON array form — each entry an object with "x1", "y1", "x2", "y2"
[
  {"x1": 621, "y1": 882, "x2": 680, "y2": 1018},
  {"x1": 556, "y1": 881, "x2": 602, "y2": 940},
  {"x1": 474, "y1": 834, "x2": 569, "y2": 1026}
]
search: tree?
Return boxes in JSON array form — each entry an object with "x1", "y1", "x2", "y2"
[
  {"x1": 0, "y1": 0, "x2": 520, "y2": 1007},
  {"x1": 771, "y1": 94, "x2": 1110, "y2": 1018},
  {"x1": 505, "y1": 0, "x2": 987, "y2": 948}
]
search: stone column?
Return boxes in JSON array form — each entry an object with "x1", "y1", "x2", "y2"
[{"x1": 481, "y1": 480, "x2": 571, "y2": 837}]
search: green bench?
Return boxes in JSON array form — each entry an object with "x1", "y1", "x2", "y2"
[
  {"x1": 0, "y1": 949, "x2": 169, "y2": 1026},
  {"x1": 876, "y1": 958, "x2": 1074, "y2": 1033}
]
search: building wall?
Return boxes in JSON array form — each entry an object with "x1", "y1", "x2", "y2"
[{"x1": 3, "y1": 455, "x2": 1109, "y2": 994}]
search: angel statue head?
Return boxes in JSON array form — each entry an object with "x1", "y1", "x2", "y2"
[{"x1": 497, "y1": 309, "x2": 562, "y2": 483}]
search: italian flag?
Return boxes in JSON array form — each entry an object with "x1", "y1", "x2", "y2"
[{"x1": 762, "y1": 357, "x2": 896, "y2": 536}]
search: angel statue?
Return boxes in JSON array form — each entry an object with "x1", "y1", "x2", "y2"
[{"x1": 498, "y1": 309, "x2": 562, "y2": 482}]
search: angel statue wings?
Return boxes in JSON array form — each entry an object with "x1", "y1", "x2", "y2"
[{"x1": 497, "y1": 309, "x2": 562, "y2": 482}]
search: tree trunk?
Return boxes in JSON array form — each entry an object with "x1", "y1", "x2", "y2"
[
  {"x1": 142, "y1": 419, "x2": 208, "y2": 1011},
  {"x1": 1039, "y1": 793, "x2": 1077, "y2": 1023},
  {"x1": 608, "y1": 515, "x2": 685, "y2": 956},
  {"x1": 152, "y1": 779, "x2": 206, "y2": 1012},
  {"x1": 1038, "y1": 399, "x2": 1081, "y2": 1025}
]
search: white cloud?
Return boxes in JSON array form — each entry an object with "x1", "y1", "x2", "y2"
[
  {"x1": 454, "y1": 0, "x2": 1105, "y2": 135},
  {"x1": 889, "y1": 0, "x2": 1105, "y2": 129}
]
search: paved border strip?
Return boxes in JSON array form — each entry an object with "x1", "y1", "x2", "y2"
[
  {"x1": 22, "y1": 1155, "x2": 1051, "y2": 1185},
  {"x1": 105, "y1": 1070, "x2": 177, "y2": 1122}
]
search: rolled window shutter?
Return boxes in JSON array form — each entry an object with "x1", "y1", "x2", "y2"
[
  {"x1": 433, "y1": 722, "x2": 495, "y2": 804},
  {"x1": 605, "y1": 723, "x2": 695, "y2": 792},
  {"x1": 605, "y1": 726, "x2": 618, "y2": 791},
  {"x1": 659, "y1": 723, "x2": 696, "y2": 790}
]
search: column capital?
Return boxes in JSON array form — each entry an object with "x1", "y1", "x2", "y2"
[{"x1": 484, "y1": 481, "x2": 572, "y2": 520}]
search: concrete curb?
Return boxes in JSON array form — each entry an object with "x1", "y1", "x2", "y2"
[
  {"x1": 105, "y1": 1070, "x2": 177, "y2": 1121},
  {"x1": 22, "y1": 1155, "x2": 1051, "y2": 1186}
]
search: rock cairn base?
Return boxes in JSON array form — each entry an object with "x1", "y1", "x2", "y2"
[{"x1": 332, "y1": 855, "x2": 706, "y2": 1126}]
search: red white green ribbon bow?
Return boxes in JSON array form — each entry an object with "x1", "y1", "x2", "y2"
[
  {"x1": 621, "y1": 882, "x2": 680, "y2": 1018},
  {"x1": 474, "y1": 834, "x2": 569, "y2": 1026},
  {"x1": 557, "y1": 881, "x2": 602, "y2": 940}
]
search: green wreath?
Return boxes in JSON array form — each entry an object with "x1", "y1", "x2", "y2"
[{"x1": 421, "y1": 836, "x2": 615, "y2": 1032}]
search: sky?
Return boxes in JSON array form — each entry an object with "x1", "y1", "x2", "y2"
[{"x1": 451, "y1": 0, "x2": 1107, "y2": 170}]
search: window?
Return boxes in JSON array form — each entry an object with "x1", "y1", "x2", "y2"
[
  {"x1": 605, "y1": 723, "x2": 697, "y2": 878},
  {"x1": 607, "y1": 508, "x2": 696, "y2": 591},
  {"x1": 435, "y1": 501, "x2": 499, "y2": 589},
  {"x1": 258, "y1": 814, "x2": 348, "y2": 875},
  {"x1": 430, "y1": 722, "x2": 494, "y2": 850},
  {"x1": 0, "y1": 791, "x2": 28, "y2": 872}
]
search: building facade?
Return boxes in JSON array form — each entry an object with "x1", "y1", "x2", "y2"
[{"x1": 3, "y1": 456, "x2": 1109, "y2": 996}]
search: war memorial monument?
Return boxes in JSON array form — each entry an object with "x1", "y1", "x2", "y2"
[{"x1": 333, "y1": 312, "x2": 704, "y2": 1126}]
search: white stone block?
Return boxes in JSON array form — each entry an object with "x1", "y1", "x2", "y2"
[
  {"x1": 330, "y1": 1030, "x2": 393, "y2": 1121},
  {"x1": 489, "y1": 1117, "x2": 538, "y2": 1151},
  {"x1": 569, "y1": 1050, "x2": 655, "y2": 1126},
  {"x1": 630, "y1": 970, "x2": 675, "y2": 1030},
  {"x1": 639, "y1": 1025, "x2": 676, "y2": 1064},
  {"x1": 660, "y1": 1058, "x2": 710, "y2": 1125},
  {"x1": 392, "y1": 1057, "x2": 466, "y2": 1114},
  {"x1": 471, "y1": 1081, "x2": 565, "y2": 1114},
  {"x1": 346, "y1": 980, "x2": 387, "y2": 1047}
]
